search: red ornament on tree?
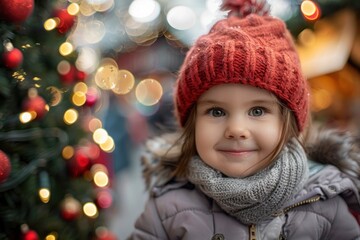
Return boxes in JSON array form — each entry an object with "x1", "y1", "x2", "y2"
[
  {"x1": 95, "y1": 227, "x2": 117, "y2": 240},
  {"x1": 22, "y1": 95, "x2": 47, "y2": 119},
  {"x1": 60, "y1": 195, "x2": 82, "y2": 221},
  {"x1": 67, "y1": 147, "x2": 91, "y2": 177},
  {"x1": 85, "y1": 87, "x2": 99, "y2": 107},
  {"x1": 0, "y1": 150, "x2": 11, "y2": 183},
  {"x1": 21, "y1": 230, "x2": 39, "y2": 240},
  {"x1": 21, "y1": 224, "x2": 39, "y2": 240},
  {"x1": 0, "y1": 0, "x2": 34, "y2": 23},
  {"x1": 76, "y1": 69, "x2": 87, "y2": 81},
  {"x1": 53, "y1": 9, "x2": 75, "y2": 34},
  {"x1": 2, "y1": 42, "x2": 23, "y2": 69},
  {"x1": 59, "y1": 65, "x2": 76, "y2": 85}
]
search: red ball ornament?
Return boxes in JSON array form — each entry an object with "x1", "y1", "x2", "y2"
[
  {"x1": 76, "y1": 70, "x2": 87, "y2": 81},
  {"x1": 68, "y1": 148, "x2": 91, "y2": 177},
  {"x1": 53, "y1": 9, "x2": 75, "y2": 34},
  {"x1": 95, "y1": 227, "x2": 117, "y2": 240},
  {"x1": 0, "y1": 0, "x2": 34, "y2": 23},
  {"x1": 59, "y1": 65, "x2": 76, "y2": 85},
  {"x1": 22, "y1": 96, "x2": 47, "y2": 119},
  {"x1": 3, "y1": 47, "x2": 23, "y2": 69},
  {"x1": 85, "y1": 87, "x2": 98, "y2": 107},
  {"x1": 21, "y1": 230, "x2": 39, "y2": 240},
  {"x1": 60, "y1": 196, "x2": 81, "y2": 221},
  {"x1": 0, "y1": 150, "x2": 11, "y2": 183}
]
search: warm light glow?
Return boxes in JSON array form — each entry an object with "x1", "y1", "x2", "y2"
[
  {"x1": 19, "y1": 112, "x2": 33, "y2": 123},
  {"x1": 135, "y1": 79, "x2": 163, "y2": 106},
  {"x1": 59, "y1": 42, "x2": 74, "y2": 56},
  {"x1": 88, "y1": 118, "x2": 102, "y2": 132},
  {"x1": 45, "y1": 232, "x2": 58, "y2": 240},
  {"x1": 298, "y1": 28, "x2": 316, "y2": 47},
  {"x1": 301, "y1": 0, "x2": 320, "y2": 21},
  {"x1": 83, "y1": 202, "x2": 98, "y2": 218},
  {"x1": 44, "y1": 18, "x2": 57, "y2": 31},
  {"x1": 312, "y1": 89, "x2": 332, "y2": 111},
  {"x1": 99, "y1": 136, "x2": 115, "y2": 153},
  {"x1": 62, "y1": 146, "x2": 75, "y2": 159},
  {"x1": 39, "y1": 188, "x2": 51, "y2": 203},
  {"x1": 68, "y1": 3, "x2": 80, "y2": 15},
  {"x1": 112, "y1": 69, "x2": 135, "y2": 95},
  {"x1": 72, "y1": 91, "x2": 86, "y2": 106},
  {"x1": 95, "y1": 59, "x2": 118, "y2": 90},
  {"x1": 93, "y1": 128, "x2": 108, "y2": 144},
  {"x1": 73, "y1": 82, "x2": 88, "y2": 93},
  {"x1": 94, "y1": 171, "x2": 109, "y2": 187},
  {"x1": 64, "y1": 109, "x2": 79, "y2": 125}
]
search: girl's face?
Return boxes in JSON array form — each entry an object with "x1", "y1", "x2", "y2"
[{"x1": 195, "y1": 84, "x2": 283, "y2": 178}]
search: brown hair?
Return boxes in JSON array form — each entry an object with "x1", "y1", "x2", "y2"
[{"x1": 171, "y1": 102, "x2": 308, "y2": 178}]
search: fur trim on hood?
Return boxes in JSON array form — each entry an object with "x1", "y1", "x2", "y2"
[{"x1": 306, "y1": 128, "x2": 360, "y2": 191}]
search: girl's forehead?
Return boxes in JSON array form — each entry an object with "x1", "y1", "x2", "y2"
[{"x1": 198, "y1": 84, "x2": 277, "y2": 102}]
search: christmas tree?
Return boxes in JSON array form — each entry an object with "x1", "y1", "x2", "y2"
[{"x1": 0, "y1": 0, "x2": 115, "y2": 239}]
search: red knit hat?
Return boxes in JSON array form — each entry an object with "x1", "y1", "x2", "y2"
[{"x1": 174, "y1": 0, "x2": 309, "y2": 132}]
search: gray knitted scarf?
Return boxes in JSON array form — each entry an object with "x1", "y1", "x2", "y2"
[{"x1": 188, "y1": 139, "x2": 309, "y2": 224}]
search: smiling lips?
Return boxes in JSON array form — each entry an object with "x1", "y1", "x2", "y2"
[{"x1": 217, "y1": 149, "x2": 256, "y2": 157}]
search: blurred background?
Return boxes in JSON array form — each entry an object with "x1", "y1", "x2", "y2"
[{"x1": 0, "y1": 0, "x2": 359, "y2": 239}]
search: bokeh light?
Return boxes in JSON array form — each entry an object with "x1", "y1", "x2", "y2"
[
  {"x1": 83, "y1": 202, "x2": 98, "y2": 218},
  {"x1": 93, "y1": 128, "x2": 109, "y2": 144},
  {"x1": 167, "y1": 6, "x2": 196, "y2": 30},
  {"x1": 62, "y1": 146, "x2": 75, "y2": 159},
  {"x1": 301, "y1": 0, "x2": 320, "y2": 21},
  {"x1": 64, "y1": 108, "x2": 79, "y2": 125},
  {"x1": 128, "y1": 0, "x2": 161, "y2": 23},
  {"x1": 59, "y1": 42, "x2": 74, "y2": 56},
  {"x1": 112, "y1": 69, "x2": 135, "y2": 95},
  {"x1": 135, "y1": 78, "x2": 163, "y2": 106},
  {"x1": 95, "y1": 58, "x2": 118, "y2": 90}
]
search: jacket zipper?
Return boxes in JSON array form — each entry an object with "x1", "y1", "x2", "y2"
[
  {"x1": 282, "y1": 195, "x2": 321, "y2": 214},
  {"x1": 248, "y1": 195, "x2": 321, "y2": 240},
  {"x1": 249, "y1": 224, "x2": 256, "y2": 240}
]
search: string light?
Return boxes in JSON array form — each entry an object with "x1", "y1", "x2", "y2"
[
  {"x1": 83, "y1": 202, "x2": 98, "y2": 218},
  {"x1": 301, "y1": 0, "x2": 321, "y2": 21}
]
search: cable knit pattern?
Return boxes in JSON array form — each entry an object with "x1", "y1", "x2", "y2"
[
  {"x1": 174, "y1": 13, "x2": 309, "y2": 131},
  {"x1": 187, "y1": 139, "x2": 309, "y2": 224}
]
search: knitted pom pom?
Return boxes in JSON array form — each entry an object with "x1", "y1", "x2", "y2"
[{"x1": 221, "y1": 0, "x2": 270, "y2": 17}]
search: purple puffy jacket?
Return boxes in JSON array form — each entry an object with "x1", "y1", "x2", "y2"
[{"x1": 129, "y1": 164, "x2": 360, "y2": 240}]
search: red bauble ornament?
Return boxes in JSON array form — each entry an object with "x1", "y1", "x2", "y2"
[
  {"x1": 85, "y1": 87, "x2": 99, "y2": 107},
  {"x1": 68, "y1": 148, "x2": 91, "y2": 177},
  {"x1": 0, "y1": 150, "x2": 11, "y2": 183},
  {"x1": 3, "y1": 47, "x2": 23, "y2": 69},
  {"x1": 22, "y1": 96, "x2": 47, "y2": 119},
  {"x1": 95, "y1": 189, "x2": 113, "y2": 209},
  {"x1": 21, "y1": 230, "x2": 39, "y2": 240},
  {"x1": 53, "y1": 9, "x2": 75, "y2": 34},
  {"x1": 59, "y1": 65, "x2": 76, "y2": 85},
  {"x1": 76, "y1": 70, "x2": 87, "y2": 81},
  {"x1": 95, "y1": 227, "x2": 117, "y2": 240},
  {"x1": 60, "y1": 195, "x2": 81, "y2": 221},
  {"x1": 0, "y1": 0, "x2": 34, "y2": 23}
]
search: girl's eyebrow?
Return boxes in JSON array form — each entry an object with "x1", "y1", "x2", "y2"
[{"x1": 197, "y1": 99, "x2": 278, "y2": 106}]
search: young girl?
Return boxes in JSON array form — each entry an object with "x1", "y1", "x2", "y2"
[{"x1": 129, "y1": 0, "x2": 360, "y2": 239}]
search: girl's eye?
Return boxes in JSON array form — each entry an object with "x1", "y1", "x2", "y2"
[
  {"x1": 249, "y1": 107, "x2": 265, "y2": 117},
  {"x1": 208, "y1": 108, "x2": 225, "y2": 117}
]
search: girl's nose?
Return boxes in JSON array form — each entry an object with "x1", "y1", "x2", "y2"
[{"x1": 224, "y1": 118, "x2": 250, "y2": 139}]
